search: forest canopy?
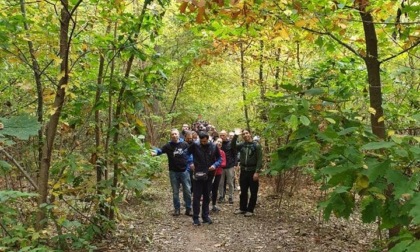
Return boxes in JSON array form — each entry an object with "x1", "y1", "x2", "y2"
[{"x1": 0, "y1": 0, "x2": 419, "y2": 251}]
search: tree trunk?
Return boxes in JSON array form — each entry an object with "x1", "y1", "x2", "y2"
[
  {"x1": 36, "y1": 0, "x2": 71, "y2": 230},
  {"x1": 109, "y1": 0, "x2": 152, "y2": 220},
  {"x1": 358, "y1": 1, "x2": 398, "y2": 248},
  {"x1": 19, "y1": 0, "x2": 44, "y2": 174},
  {"x1": 360, "y1": 10, "x2": 385, "y2": 139},
  {"x1": 240, "y1": 42, "x2": 250, "y2": 131}
]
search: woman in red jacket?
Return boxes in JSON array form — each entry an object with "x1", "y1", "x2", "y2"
[{"x1": 211, "y1": 138, "x2": 226, "y2": 212}]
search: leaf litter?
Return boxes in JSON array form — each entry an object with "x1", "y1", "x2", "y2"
[{"x1": 101, "y1": 176, "x2": 378, "y2": 252}]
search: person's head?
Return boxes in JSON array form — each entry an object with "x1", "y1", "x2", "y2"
[
  {"x1": 182, "y1": 124, "x2": 189, "y2": 131},
  {"x1": 228, "y1": 131, "x2": 234, "y2": 140},
  {"x1": 198, "y1": 124, "x2": 206, "y2": 131},
  {"x1": 198, "y1": 131, "x2": 210, "y2": 146},
  {"x1": 241, "y1": 129, "x2": 252, "y2": 142},
  {"x1": 192, "y1": 131, "x2": 199, "y2": 142},
  {"x1": 215, "y1": 138, "x2": 223, "y2": 149},
  {"x1": 170, "y1": 129, "x2": 180, "y2": 142},
  {"x1": 184, "y1": 130, "x2": 193, "y2": 144},
  {"x1": 219, "y1": 130, "x2": 228, "y2": 142}
]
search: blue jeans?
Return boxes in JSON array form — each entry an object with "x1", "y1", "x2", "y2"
[{"x1": 169, "y1": 170, "x2": 192, "y2": 210}]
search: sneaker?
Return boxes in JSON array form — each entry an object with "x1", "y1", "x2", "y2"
[
  {"x1": 185, "y1": 208, "x2": 193, "y2": 216},
  {"x1": 211, "y1": 206, "x2": 221, "y2": 212},
  {"x1": 202, "y1": 217, "x2": 213, "y2": 224},
  {"x1": 193, "y1": 218, "x2": 201, "y2": 226},
  {"x1": 218, "y1": 197, "x2": 224, "y2": 203},
  {"x1": 234, "y1": 209, "x2": 246, "y2": 215},
  {"x1": 228, "y1": 198, "x2": 233, "y2": 204},
  {"x1": 244, "y1": 212, "x2": 254, "y2": 217},
  {"x1": 172, "y1": 209, "x2": 180, "y2": 216}
]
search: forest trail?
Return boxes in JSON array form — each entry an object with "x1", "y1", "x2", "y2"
[{"x1": 101, "y1": 175, "x2": 378, "y2": 252}]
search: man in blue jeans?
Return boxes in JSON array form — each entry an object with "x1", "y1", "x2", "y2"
[{"x1": 152, "y1": 129, "x2": 192, "y2": 216}]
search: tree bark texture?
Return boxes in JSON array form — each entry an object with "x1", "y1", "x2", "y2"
[{"x1": 36, "y1": 0, "x2": 70, "y2": 230}]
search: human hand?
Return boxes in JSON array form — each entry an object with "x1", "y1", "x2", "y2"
[
  {"x1": 190, "y1": 164, "x2": 195, "y2": 172},
  {"x1": 209, "y1": 165, "x2": 215, "y2": 171},
  {"x1": 151, "y1": 150, "x2": 157, "y2": 156},
  {"x1": 253, "y1": 173, "x2": 259, "y2": 181},
  {"x1": 234, "y1": 128, "x2": 242, "y2": 135}
]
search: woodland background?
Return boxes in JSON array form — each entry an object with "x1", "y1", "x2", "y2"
[{"x1": 0, "y1": 0, "x2": 419, "y2": 251}]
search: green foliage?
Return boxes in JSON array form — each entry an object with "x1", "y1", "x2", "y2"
[
  {"x1": 266, "y1": 52, "x2": 420, "y2": 250},
  {"x1": 0, "y1": 115, "x2": 40, "y2": 145},
  {"x1": 0, "y1": 190, "x2": 40, "y2": 250}
]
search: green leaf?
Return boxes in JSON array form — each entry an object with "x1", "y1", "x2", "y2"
[
  {"x1": 0, "y1": 114, "x2": 40, "y2": 142},
  {"x1": 409, "y1": 193, "x2": 420, "y2": 225},
  {"x1": 289, "y1": 115, "x2": 299, "y2": 131},
  {"x1": 0, "y1": 160, "x2": 12, "y2": 172},
  {"x1": 361, "y1": 141, "x2": 396, "y2": 150},
  {"x1": 338, "y1": 127, "x2": 358, "y2": 136},
  {"x1": 304, "y1": 88, "x2": 324, "y2": 96},
  {"x1": 362, "y1": 159, "x2": 391, "y2": 182},
  {"x1": 385, "y1": 169, "x2": 411, "y2": 199},
  {"x1": 300, "y1": 115, "x2": 310, "y2": 126},
  {"x1": 360, "y1": 196, "x2": 381, "y2": 223}
]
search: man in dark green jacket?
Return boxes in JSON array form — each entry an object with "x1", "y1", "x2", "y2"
[{"x1": 232, "y1": 129, "x2": 262, "y2": 217}]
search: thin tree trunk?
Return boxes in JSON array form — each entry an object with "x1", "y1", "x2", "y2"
[
  {"x1": 19, "y1": 0, "x2": 44, "y2": 178},
  {"x1": 240, "y1": 42, "x2": 250, "y2": 131},
  {"x1": 36, "y1": 0, "x2": 71, "y2": 230},
  {"x1": 109, "y1": 0, "x2": 152, "y2": 220}
]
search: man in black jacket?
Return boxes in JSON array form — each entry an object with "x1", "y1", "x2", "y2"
[
  {"x1": 232, "y1": 129, "x2": 263, "y2": 217},
  {"x1": 218, "y1": 130, "x2": 237, "y2": 204},
  {"x1": 152, "y1": 129, "x2": 192, "y2": 216},
  {"x1": 188, "y1": 131, "x2": 222, "y2": 226}
]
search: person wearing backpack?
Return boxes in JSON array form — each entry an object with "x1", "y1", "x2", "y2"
[
  {"x1": 187, "y1": 131, "x2": 222, "y2": 226},
  {"x1": 232, "y1": 129, "x2": 262, "y2": 217}
]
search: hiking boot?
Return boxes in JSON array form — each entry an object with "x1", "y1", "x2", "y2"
[
  {"x1": 185, "y1": 208, "x2": 193, "y2": 216},
  {"x1": 211, "y1": 205, "x2": 221, "y2": 212},
  {"x1": 234, "y1": 209, "x2": 246, "y2": 215},
  {"x1": 228, "y1": 198, "x2": 233, "y2": 204},
  {"x1": 202, "y1": 217, "x2": 213, "y2": 224},
  {"x1": 193, "y1": 218, "x2": 201, "y2": 226},
  {"x1": 172, "y1": 209, "x2": 180, "y2": 216},
  {"x1": 244, "y1": 212, "x2": 254, "y2": 217},
  {"x1": 218, "y1": 197, "x2": 224, "y2": 203}
]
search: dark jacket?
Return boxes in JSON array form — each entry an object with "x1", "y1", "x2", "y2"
[
  {"x1": 156, "y1": 141, "x2": 189, "y2": 172},
  {"x1": 232, "y1": 135, "x2": 262, "y2": 172},
  {"x1": 221, "y1": 140, "x2": 237, "y2": 168},
  {"x1": 188, "y1": 142, "x2": 222, "y2": 174}
]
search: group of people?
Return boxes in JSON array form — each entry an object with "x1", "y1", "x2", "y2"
[{"x1": 152, "y1": 123, "x2": 263, "y2": 226}]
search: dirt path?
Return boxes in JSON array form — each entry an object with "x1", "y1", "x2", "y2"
[{"x1": 104, "y1": 176, "x2": 378, "y2": 252}]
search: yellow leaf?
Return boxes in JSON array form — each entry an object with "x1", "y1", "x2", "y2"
[
  {"x1": 355, "y1": 175, "x2": 369, "y2": 191},
  {"x1": 279, "y1": 28, "x2": 289, "y2": 39},
  {"x1": 368, "y1": 107, "x2": 376, "y2": 115},
  {"x1": 378, "y1": 116, "x2": 384, "y2": 122},
  {"x1": 52, "y1": 54, "x2": 62, "y2": 67},
  {"x1": 387, "y1": 130, "x2": 395, "y2": 137},
  {"x1": 57, "y1": 71, "x2": 65, "y2": 80},
  {"x1": 295, "y1": 20, "x2": 306, "y2": 27}
]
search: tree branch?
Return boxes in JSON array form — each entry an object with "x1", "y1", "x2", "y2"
[
  {"x1": 0, "y1": 147, "x2": 38, "y2": 190},
  {"x1": 380, "y1": 38, "x2": 420, "y2": 64},
  {"x1": 301, "y1": 27, "x2": 363, "y2": 59}
]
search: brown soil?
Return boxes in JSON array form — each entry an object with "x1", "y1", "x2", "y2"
[{"x1": 100, "y1": 176, "x2": 379, "y2": 252}]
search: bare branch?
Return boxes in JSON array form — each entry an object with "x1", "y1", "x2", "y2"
[
  {"x1": 0, "y1": 147, "x2": 38, "y2": 190},
  {"x1": 301, "y1": 27, "x2": 363, "y2": 59},
  {"x1": 380, "y1": 38, "x2": 420, "y2": 64}
]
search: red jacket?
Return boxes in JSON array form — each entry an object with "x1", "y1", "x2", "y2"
[{"x1": 215, "y1": 148, "x2": 226, "y2": 175}]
